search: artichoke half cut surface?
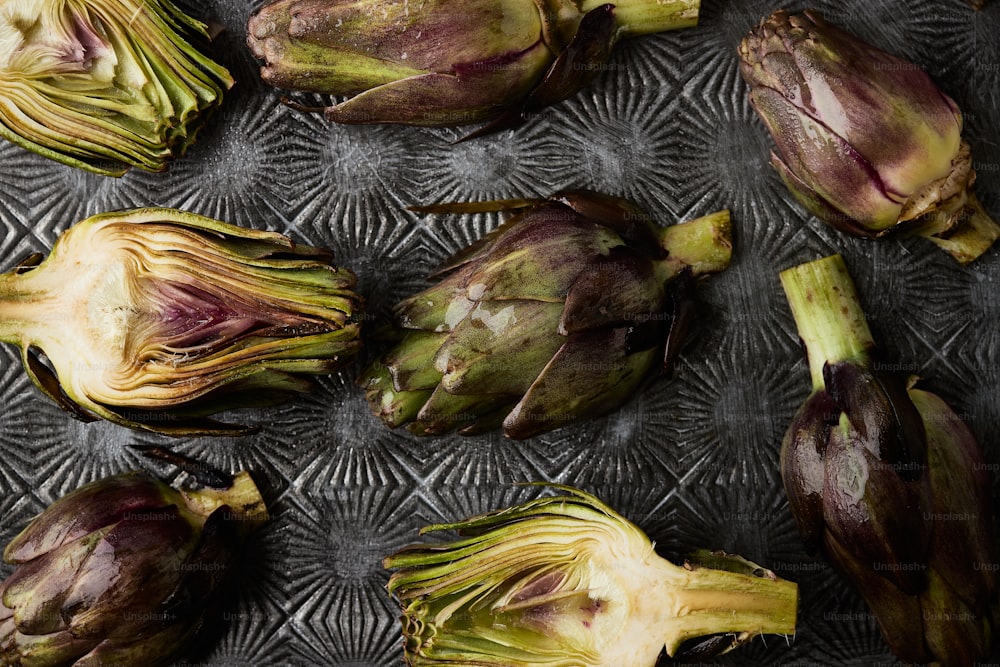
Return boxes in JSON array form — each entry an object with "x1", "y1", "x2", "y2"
[{"x1": 0, "y1": 208, "x2": 363, "y2": 435}]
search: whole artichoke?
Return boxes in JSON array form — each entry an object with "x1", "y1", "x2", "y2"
[
  {"x1": 780, "y1": 254, "x2": 998, "y2": 664},
  {"x1": 247, "y1": 0, "x2": 699, "y2": 135},
  {"x1": 0, "y1": 468, "x2": 267, "y2": 666},
  {"x1": 361, "y1": 190, "x2": 731, "y2": 439},
  {"x1": 739, "y1": 10, "x2": 999, "y2": 264},
  {"x1": 0, "y1": 0, "x2": 232, "y2": 176},
  {"x1": 386, "y1": 485, "x2": 798, "y2": 665},
  {"x1": 0, "y1": 208, "x2": 362, "y2": 435}
]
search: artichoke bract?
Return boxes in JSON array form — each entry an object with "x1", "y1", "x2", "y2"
[
  {"x1": 247, "y1": 0, "x2": 699, "y2": 136},
  {"x1": 780, "y1": 254, "x2": 998, "y2": 664},
  {"x1": 0, "y1": 208, "x2": 362, "y2": 436},
  {"x1": 385, "y1": 485, "x2": 798, "y2": 665},
  {"x1": 360, "y1": 190, "x2": 732, "y2": 439},
  {"x1": 0, "y1": 0, "x2": 233, "y2": 176},
  {"x1": 739, "y1": 10, "x2": 1000, "y2": 264},
  {"x1": 0, "y1": 468, "x2": 266, "y2": 667}
]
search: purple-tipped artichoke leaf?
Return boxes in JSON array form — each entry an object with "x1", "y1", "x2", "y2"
[
  {"x1": 4, "y1": 532, "x2": 107, "y2": 635},
  {"x1": 914, "y1": 387, "x2": 998, "y2": 607},
  {"x1": 748, "y1": 86, "x2": 902, "y2": 231},
  {"x1": 823, "y1": 362, "x2": 927, "y2": 474},
  {"x1": 822, "y1": 530, "x2": 929, "y2": 662},
  {"x1": 559, "y1": 248, "x2": 663, "y2": 335},
  {"x1": 769, "y1": 152, "x2": 875, "y2": 237},
  {"x1": 467, "y1": 215, "x2": 622, "y2": 302},
  {"x1": 660, "y1": 270, "x2": 697, "y2": 374},
  {"x1": 326, "y1": 41, "x2": 553, "y2": 126},
  {"x1": 503, "y1": 328, "x2": 658, "y2": 439},
  {"x1": 780, "y1": 391, "x2": 836, "y2": 552},
  {"x1": 922, "y1": 568, "x2": 989, "y2": 665},
  {"x1": 523, "y1": 5, "x2": 617, "y2": 110},
  {"x1": 821, "y1": 427, "x2": 929, "y2": 594},
  {"x1": 4, "y1": 474, "x2": 170, "y2": 564},
  {"x1": 64, "y1": 507, "x2": 197, "y2": 639},
  {"x1": 550, "y1": 190, "x2": 662, "y2": 252}
]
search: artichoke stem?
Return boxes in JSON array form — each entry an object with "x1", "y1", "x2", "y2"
[
  {"x1": 918, "y1": 193, "x2": 1000, "y2": 265},
  {"x1": 179, "y1": 472, "x2": 268, "y2": 534},
  {"x1": 779, "y1": 254, "x2": 875, "y2": 391},
  {"x1": 658, "y1": 209, "x2": 733, "y2": 280},
  {"x1": 580, "y1": 0, "x2": 701, "y2": 36},
  {"x1": 0, "y1": 269, "x2": 54, "y2": 346},
  {"x1": 658, "y1": 558, "x2": 798, "y2": 656}
]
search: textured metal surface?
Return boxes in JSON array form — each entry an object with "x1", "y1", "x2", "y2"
[{"x1": 0, "y1": 0, "x2": 998, "y2": 664}]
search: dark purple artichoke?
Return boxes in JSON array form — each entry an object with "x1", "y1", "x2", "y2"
[
  {"x1": 739, "y1": 10, "x2": 999, "y2": 264},
  {"x1": 361, "y1": 190, "x2": 732, "y2": 439},
  {"x1": 780, "y1": 254, "x2": 998, "y2": 664},
  {"x1": 247, "y1": 0, "x2": 699, "y2": 136},
  {"x1": 0, "y1": 469, "x2": 267, "y2": 666}
]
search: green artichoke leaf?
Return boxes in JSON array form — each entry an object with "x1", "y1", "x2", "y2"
[
  {"x1": 915, "y1": 386, "x2": 998, "y2": 609},
  {"x1": 5, "y1": 628, "x2": 101, "y2": 667},
  {"x1": 386, "y1": 331, "x2": 448, "y2": 392},
  {"x1": 412, "y1": 385, "x2": 512, "y2": 436},
  {"x1": 504, "y1": 327, "x2": 658, "y2": 439},
  {"x1": 74, "y1": 621, "x2": 196, "y2": 667},
  {"x1": 360, "y1": 362, "x2": 433, "y2": 428},
  {"x1": 394, "y1": 264, "x2": 477, "y2": 332},
  {"x1": 435, "y1": 300, "x2": 565, "y2": 395},
  {"x1": 921, "y1": 568, "x2": 990, "y2": 665}
]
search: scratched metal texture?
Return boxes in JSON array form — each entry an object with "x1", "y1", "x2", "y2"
[{"x1": 0, "y1": 0, "x2": 997, "y2": 665}]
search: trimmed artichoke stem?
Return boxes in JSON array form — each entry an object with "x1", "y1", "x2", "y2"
[
  {"x1": 918, "y1": 193, "x2": 1000, "y2": 265},
  {"x1": 579, "y1": 0, "x2": 701, "y2": 36},
  {"x1": 779, "y1": 254, "x2": 875, "y2": 391},
  {"x1": 658, "y1": 209, "x2": 733, "y2": 281},
  {"x1": 178, "y1": 472, "x2": 268, "y2": 535},
  {"x1": 657, "y1": 557, "x2": 798, "y2": 656}
]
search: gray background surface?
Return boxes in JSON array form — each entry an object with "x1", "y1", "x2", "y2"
[{"x1": 0, "y1": 0, "x2": 997, "y2": 664}]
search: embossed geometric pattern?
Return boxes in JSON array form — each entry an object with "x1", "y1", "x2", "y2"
[{"x1": 0, "y1": 0, "x2": 995, "y2": 665}]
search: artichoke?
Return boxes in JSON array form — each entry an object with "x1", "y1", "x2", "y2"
[
  {"x1": 360, "y1": 190, "x2": 732, "y2": 439},
  {"x1": 0, "y1": 208, "x2": 362, "y2": 435},
  {"x1": 0, "y1": 466, "x2": 267, "y2": 666},
  {"x1": 780, "y1": 254, "x2": 998, "y2": 664},
  {"x1": 0, "y1": 0, "x2": 232, "y2": 176},
  {"x1": 739, "y1": 10, "x2": 1000, "y2": 264},
  {"x1": 385, "y1": 485, "x2": 798, "y2": 666},
  {"x1": 247, "y1": 0, "x2": 698, "y2": 136}
]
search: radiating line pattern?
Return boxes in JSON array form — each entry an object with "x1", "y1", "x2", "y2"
[{"x1": 0, "y1": 0, "x2": 994, "y2": 664}]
